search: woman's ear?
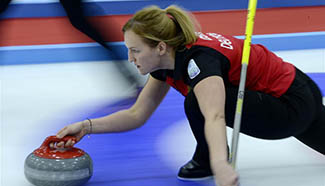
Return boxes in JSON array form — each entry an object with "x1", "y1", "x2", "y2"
[{"x1": 156, "y1": 41, "x2": 167, "y2": 55}]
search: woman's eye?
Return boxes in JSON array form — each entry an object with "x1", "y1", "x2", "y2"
[{"x1": 131, "y1": 49, "x2": 139, "y2": 53}]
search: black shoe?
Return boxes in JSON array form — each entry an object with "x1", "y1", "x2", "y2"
[{"x1": 177, "y1": 159, "x2": 213, "y2": 181}]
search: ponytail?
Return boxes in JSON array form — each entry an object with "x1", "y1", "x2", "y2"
[
  {"x1": 122, "y1": 5, "x2": 200, "y2": 50},
  {"x1": 165, "y1": 5, "x2": 199, "y2": 47}
]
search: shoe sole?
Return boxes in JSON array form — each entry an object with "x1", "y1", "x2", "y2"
[{"x1": 177, "y1": 175, "x2": 214, "y2": 181}]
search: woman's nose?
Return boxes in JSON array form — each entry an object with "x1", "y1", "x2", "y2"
[{"x1": 128, "y1": 51, "x2": 135, "y2": 63}]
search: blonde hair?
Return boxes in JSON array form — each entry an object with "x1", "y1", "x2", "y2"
[{"x1": 122, "y1": 5, "x2": 199, "y2": 50}]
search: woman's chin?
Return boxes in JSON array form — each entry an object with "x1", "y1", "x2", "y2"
[{"x1": 138, "y1": 69, "x2": 148, "y2": 75}]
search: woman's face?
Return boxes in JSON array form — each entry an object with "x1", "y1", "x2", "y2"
[{"x1": 124, "y1": 30, "x2": 161, "y2": 75}]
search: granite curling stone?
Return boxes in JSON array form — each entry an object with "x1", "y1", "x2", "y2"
[{"x1": 24, "y1": 136, "x2": 93, "y2": 186}]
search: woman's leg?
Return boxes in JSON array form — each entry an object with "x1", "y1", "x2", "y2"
[
  {"x1": 181, "y1": 68, "x2": 324, "y2": 180},
  {"x1": 0, "y1": 0, "x2": 11, "y2": 14},
  {"x1": 59, "y1": 0, "x2": 110, "y2": 50},
  {"x1": 224, "y1": 68, "x2": 324, "y2": 155},
  {"x1": 183, "y1": 77, "x2": 313, "y2": 166},
  {"x1": 59, "y1": 0, "x2": 141, "y2": 88},
  {"x1": 294, "y1": 75, "x2": 325, "y2": 155},
  {"x1": 295, "y1": 107, "x2": 325, "y2": 155},
  {"x1": 224, "y1": 85, "x2": 315, "y2": 140},
  {"x1": 184, "y1": 90, "x2": 211, "y2": 167},
  {"x1": 178, "y1": 90, "x2": 213, "y2": 180}
]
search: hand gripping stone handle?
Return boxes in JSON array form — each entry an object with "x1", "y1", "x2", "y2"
[
  {"x1": 41, "y1": 135, "x2": 77, "y2": 149},
  {"x1": 34, "y1": 136, "x2": 84, "y2": 159}
]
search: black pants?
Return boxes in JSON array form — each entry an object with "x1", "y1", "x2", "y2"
[
  {"x1": 1, "y1": 0, "x2": 107, "y2": 49},
  {"x1": 0, "y1": 0, "x2": 10, "y2": 13},
  {"x1": 184, "y1": 68, "x2": 325, "y2": 167},
  {"x1": 1, "y1": 1, "x2": 140, "y2": 87}
]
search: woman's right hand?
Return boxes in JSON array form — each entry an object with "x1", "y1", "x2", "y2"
[
  {"x1": 212, "y1": 160, "x2": 239, "y2": 186},
  {"x1": 50, "y1": 120, "x2": 90, "y2": 148}
]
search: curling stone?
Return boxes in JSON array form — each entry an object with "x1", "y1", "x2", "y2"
[{"x1": 24, "y1": 136, "x2": 93, "y2": 186}]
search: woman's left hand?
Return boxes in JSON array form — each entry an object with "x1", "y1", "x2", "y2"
[{"x1": 212, "y1": 160, "x2": 239, "y2": 186}]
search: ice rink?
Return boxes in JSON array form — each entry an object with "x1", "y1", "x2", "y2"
[
  {"x1": 1, "y1": 1, "x2": 325, "y2": 186},
  {"x1": 1, "y1": 46, "x2": 325, "y2": 186}
]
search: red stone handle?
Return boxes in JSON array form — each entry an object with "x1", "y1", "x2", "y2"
[
  {"x1": 40, "y1": 135, "x2": 77, "y2": 148},
  {"x1": 34, "y1": 136, "x2": 84, "y2": 159}
]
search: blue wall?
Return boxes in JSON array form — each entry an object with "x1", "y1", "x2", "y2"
[{"x1": 2, "y1": 0, "x2": 325, "y2": 19}]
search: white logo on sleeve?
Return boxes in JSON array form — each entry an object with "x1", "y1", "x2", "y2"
[{"x1": 187, "y1": 59, "x2": 200, "y2": 79}]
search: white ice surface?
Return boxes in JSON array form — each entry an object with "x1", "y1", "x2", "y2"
[
  {"x1": 0, "y1": 61, "x2": 144, "y2": 186},
  {"x1": 1, "y1": 49, "x2": 325, "y2": 186}
]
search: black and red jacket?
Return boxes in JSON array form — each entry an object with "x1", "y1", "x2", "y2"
[{"x1": 151, "y1": 32, "x2": 295, "y2": 98}]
